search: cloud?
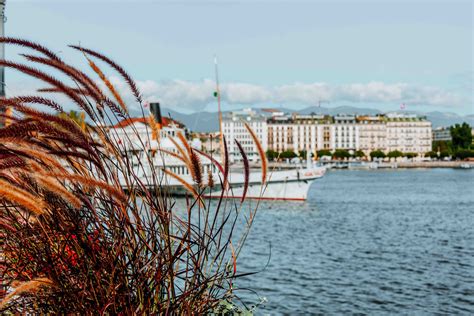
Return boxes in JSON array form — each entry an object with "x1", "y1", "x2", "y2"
[
  {"x1": 6, "y1": 77, "x2": 469, "y2": 113},
  {"x1": 130, "y1": 79, "x2": 468, "y2": 110}
]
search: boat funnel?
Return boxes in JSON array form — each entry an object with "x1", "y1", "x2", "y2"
[{"x1": 150, "y1": 102, "x2": 163, "y2": 126}]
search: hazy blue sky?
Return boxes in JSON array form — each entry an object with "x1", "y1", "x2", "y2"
[{"x1": 4, "y1": 0, "x2": 473, "y2": 114}]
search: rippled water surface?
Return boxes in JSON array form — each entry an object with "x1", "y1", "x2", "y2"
[{"x1": 236, "y1": 169, "x2": 474, "y2": 314}]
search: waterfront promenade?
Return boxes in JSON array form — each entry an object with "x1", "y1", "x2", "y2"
[
  {"x1": 392, "y1": 161, "x2": 474, "y2": 168},
  {"x1": 260, "y1": 160, "x2": 474, "y2": 170}
]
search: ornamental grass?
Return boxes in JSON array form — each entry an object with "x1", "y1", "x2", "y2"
[{"x1": 0, "y1": 37, "x2": 263, "y2": 314}]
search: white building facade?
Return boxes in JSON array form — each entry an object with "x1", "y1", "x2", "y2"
[
  {"x1": 222, "y1": 108, "x2": 268, "y2": 162},
  {"x1": 385, "y1": 113, "x2": 432, "y2": 154},
  {"x1": 333, "y1": 115, "x2": 359, "y2": 152}
]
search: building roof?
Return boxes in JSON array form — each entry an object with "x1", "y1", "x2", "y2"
[
  {"x1": 111, "y1": 116, "x2": 182, "y2": 129},
  {"x1": 261, "y1": 108, "x2": 282, "y2": 113},
  {"x1": 356, "y1": 115, "x2": 383, "y2": 121}
]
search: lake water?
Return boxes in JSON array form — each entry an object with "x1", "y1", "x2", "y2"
[{"x1": 236, "y1": 168, "x2": 474, "y2": 315}]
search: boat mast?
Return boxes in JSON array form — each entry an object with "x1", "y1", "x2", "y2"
[{"x1": 214, "y1": 55, "x2": 225, "y2": 162}]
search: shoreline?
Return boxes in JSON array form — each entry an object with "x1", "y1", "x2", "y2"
[
  {"x1": 259, "y1": 161, "x2": 474, "y2": 170},
  {"x1": 383, "y1": 161, "x2": 473, "y2": 169}
]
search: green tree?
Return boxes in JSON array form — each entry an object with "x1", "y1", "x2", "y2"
[
  {"x1": 354, "y1": 150, "x2": 366, "y2": 158},
  {"x1": 450, "y1": 123, "x2": 472, "y2": 149},
  {"x1": 439, "y1": 150, "x2": 451, "y2": 159},
  {"x1": 387, "y1": 150, "x2": 403, "y2": 158},
  {"x1": 332, "y1": 149, "x2": 351, "y2": 159},
  {"x1": 280, "y1": 150, "x2": 297, "y2": 159},
  {"x1": 404, "y1": 152, "x2": 418, "y2": 159},
  {"x1": 453, "y1": 149, "x2": 474, "y2": 160},
  {"x1": 266, "y1": 149, "x2": 279, "y2": 160},
  {"x1": 425, "y1": 151, "x2": 438, "y2": 159},
  {"x1": 316, "y1": 149, "x2": 332, "y2": 158},
  {"x1": 298, "y1": 150, "x2": 307, "y2": 158},
  {"x1": 432, "y1": 140, "x2": 452, "y2": 153},
  {"x1": 370, "y1": 150, "x2": 386, "y2": 159}
]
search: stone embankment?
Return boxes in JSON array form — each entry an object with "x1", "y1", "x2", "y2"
[
  {"x1": 395, "y1": 161, "x2": 473, "y2": 168},
  {"x1": 243, "y1": 161, "x2": 474, "y2": 169}
]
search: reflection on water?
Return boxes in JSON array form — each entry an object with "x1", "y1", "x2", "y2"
[{"x1": 235, "y1": 169, "x2": 474, "y2": 314}]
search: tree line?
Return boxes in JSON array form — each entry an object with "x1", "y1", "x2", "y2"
[{"x1": 428, "y1": 122, "x2": 473, "y2": 160}]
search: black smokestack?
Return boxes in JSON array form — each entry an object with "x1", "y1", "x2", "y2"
[{"x1": 150, "y1": 102, "x2": 162, "y2": 125}]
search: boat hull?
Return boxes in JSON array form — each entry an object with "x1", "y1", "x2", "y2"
[
  {"x1": 120, "y1": 166, "x2": 326, "y2": 201},
  {"x1": 207, "y1": 167, "x2": 325, "y2": 201},
  {"x1": 220, "y1": 178, "x2": 315, "y2": 201}
]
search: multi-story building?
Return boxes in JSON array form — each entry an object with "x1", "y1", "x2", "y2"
[
  {"x1": 221, "y1": 108, "x2": 433, "y2": 159},
  {"x1": 267, "y1": 114, "x2": 292, "y2": 153},
  {"x1": 385, "y1": 113, "x2": 432, "y2": 154},
  {"x1": 432, "y1": 127, "x2": 452, "y2": 142},
  {"x1": 265, "y1": 111, "x2": 432, "y2": 156},
  {"x1": 267, "y1": 113, "x2": 332, "y2": 154},
  {"x1": 357, "y1": 115, "x2": 386, "y2": 155},
  {"x1": 222, "y1": 108, "x2": 268, "y2": 162},
  {"x1": 102, "y1": 108, "x2": 434, "y2": 160},
  {"x1": 333, "y1": 115, "x2": 359, "y2": 151}
]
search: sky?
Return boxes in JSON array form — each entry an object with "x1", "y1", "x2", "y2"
[{"x1": 3, "y1": 0, "x2": 473, "y2": 115}]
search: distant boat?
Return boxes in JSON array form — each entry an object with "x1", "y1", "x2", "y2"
[
  {"x1": 334, "y1": 162, "x2": 349, "y2": 169},
  {"x1": 348, "y1": 162, "x2": 370, "y2": 170},
  {"x1": 459, "y1": 163, "x2": 471, "y2": 169},
  {"x1": 368, "y1": 162, "x2": 379, "y2": 169}
]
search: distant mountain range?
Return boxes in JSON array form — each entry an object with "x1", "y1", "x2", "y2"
[{"x1": 160, "y1": 106, "x2": 474, "y2": 133}]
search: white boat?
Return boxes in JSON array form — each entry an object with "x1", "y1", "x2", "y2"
[{"x1": 115, "y1": 134, "x2": 325, "y2": 201}]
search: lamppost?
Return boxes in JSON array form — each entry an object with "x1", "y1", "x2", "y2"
[
  {"x1": 0, "y1": 0, "x2": 5, "y2": 294},
  {"x1": 0, "y1": 0, "x2": 5, "y2": 98},
  {"x1": 0, "y1": 1, "x2": 5, "y2": 128}
]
